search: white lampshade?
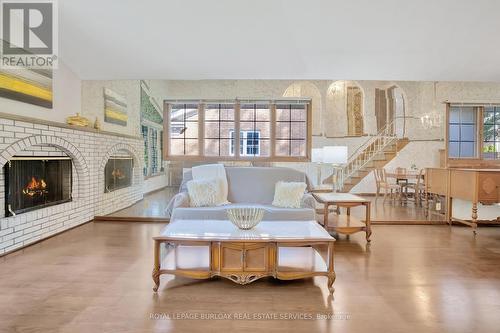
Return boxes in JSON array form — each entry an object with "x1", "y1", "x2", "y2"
[
  {"x1": 311, "y1": 148, "x2": 323, "y2": 163},
  {"x1": 323, "y1": 146, "x2": 348, "y2": 164}
]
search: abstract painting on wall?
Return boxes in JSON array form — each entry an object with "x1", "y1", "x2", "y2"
[
  {"x1": 104, "y1": 88, "x2": 128, "y2": 126},
  {"x1": 0, "y1": 69, "x2": 53, "y2": 108}
]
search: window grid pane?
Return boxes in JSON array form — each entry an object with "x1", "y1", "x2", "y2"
[
  {"x1": 150, "y1": 129, "x2": 158, "y2": 174},
  {"x1": 275, "y1": 104, "x2": 307, "y2": 157},
  {"x1": 240, "y1": 104, "x2": 269, "y2": 157},
  {"x1": 483, "y1": 107, "x2": 500, "y2": 159},
  {"x1": 205, "y1": 104, "x2": 235, "y2": 157},
  {"x1": 170, "y1": 104, "x2": 198, "y2": 156},
  {"x1": 141, "y1": 125, "x2": 149, "y2": 176},
  {"x1": 448, "y1": 106, "x2": 477, "y2": 158}
]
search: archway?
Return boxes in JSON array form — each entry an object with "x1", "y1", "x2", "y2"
[{"x1": 283, "y1": 81, "x2": 322, "y2": 136}]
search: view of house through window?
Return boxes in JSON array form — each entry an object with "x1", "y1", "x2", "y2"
[
  {"x1": 166, "y1": 99, "x2": 310, "y2": 161},
  {"x1": 483, "y1": 106, "x2": 500, "y2": 159},
  {"x1": 230, "y1": 130, "x2": 261, "y2": 156}
]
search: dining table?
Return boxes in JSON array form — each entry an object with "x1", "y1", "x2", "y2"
[{"x1": 385, "y1": 170, "x2": 422, "y2": 202}]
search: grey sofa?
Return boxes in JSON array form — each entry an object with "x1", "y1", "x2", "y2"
[{"x1": 166, "y1": 166, "x2": 316, "y2": 221}]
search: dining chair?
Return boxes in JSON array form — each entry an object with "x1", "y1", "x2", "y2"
[
  {"x1": 374, "y1": 168, "x2": 401, "y2": 202},
  {"x1": 404, "y1": 168, "x2": 426, "y2": 206}
]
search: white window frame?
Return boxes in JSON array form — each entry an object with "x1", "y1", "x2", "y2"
[{"x1": 230, "y1": 130, "x2": 261, "y2": 157}]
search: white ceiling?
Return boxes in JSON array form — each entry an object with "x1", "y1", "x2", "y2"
[{"x1": 60, "y1": 0, "x2": 500, "y2": 81}]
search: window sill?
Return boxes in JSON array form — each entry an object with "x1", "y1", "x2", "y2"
[
  {"x1": 144, "y1": 172, "x2": 165, "y2": 180},
  {"x1": 165, "y1": 156, "x2": 311, "y2": 163}
]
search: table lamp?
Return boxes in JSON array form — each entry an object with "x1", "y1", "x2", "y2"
[
  {"x1": 323, "y1": 146, "x2": 348, "y2": 192},
  {"x1": 311, "y1": 148, "x2": 324, "y2": 186}
]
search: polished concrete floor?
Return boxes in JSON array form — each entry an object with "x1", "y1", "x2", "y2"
[
  {"x1": 109, "y1": 187, "x2": 442, "y2": 223},
  {"x1": 1, "y1": 222, "x2": 499, "y2": 332}
]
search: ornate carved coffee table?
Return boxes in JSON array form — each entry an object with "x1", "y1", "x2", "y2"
[{"x1": 152, "y1": 220, "x2": 336, "y2": 293}]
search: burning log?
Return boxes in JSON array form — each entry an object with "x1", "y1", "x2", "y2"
[{"x1": 22, "y1": 176, "x2": 48, "y2": 197}]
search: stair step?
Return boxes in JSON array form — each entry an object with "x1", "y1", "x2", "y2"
[{"x1": 332, "y1": 137, "x2": 411, "y2": 192}]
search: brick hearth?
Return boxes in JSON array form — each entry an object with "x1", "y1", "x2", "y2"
[{"x1": 0, "y1": 114, "x2": 144, "y2": 255}]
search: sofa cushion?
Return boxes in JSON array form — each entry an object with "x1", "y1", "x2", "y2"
[
  {"x1": 272, "y1": 181, "x2": 307, "y2": 208},
  {"x1": 170, "y1": 204, "x2": 315, "y2": 222},
  {"x1": 180, "y1": 167, "x2": 311, "y2": 204},
  {"x1": 186, "y1": 177, "x2": 226, "y2": 207},
  {"x1": 192, "y1": 164, "x2": 229, "y2": 204},
  {"x1": 226, "y1": 167, "x2": 308, "y2": 204}
]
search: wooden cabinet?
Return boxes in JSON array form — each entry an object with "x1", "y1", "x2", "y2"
[
  {"x1": 425, "y1": 168, "x2": 448, "y2": 196},
  {"x1": 426, "y1": 167, "x2": 500, "y2": 233},
  {"x1": 478, "y1": 171, "x2": 500, "y2": 204},
  {"x1": 219, "y1": 243, "x2": 270, "y2": 272}
]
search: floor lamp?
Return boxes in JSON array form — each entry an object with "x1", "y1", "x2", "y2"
[{"x1": 323, "y1": 146, "x2": 348, "y2": 192}]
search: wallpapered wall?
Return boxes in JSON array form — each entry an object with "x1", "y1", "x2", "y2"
[{"x1": 3, "y1": 73, "x2": 500, "y2": 194}]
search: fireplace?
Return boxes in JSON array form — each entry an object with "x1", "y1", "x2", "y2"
[
  {"x1": 104, "y1": 156, "x2": 133, "y2": 192},
  {"x1": 4, "y1": 157, "x2": 72, "y2": 217}
]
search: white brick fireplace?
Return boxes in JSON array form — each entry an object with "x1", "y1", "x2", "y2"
[{"x1": 0, "y1": 114, "x2": 144, "y2": 255}]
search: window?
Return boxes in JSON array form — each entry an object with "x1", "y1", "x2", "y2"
[
  {"x1": 449, "y1": 106, "x2": 477, "y2": 158},
  {"x1": 275, "y1": 103, "x2": 307, "y2": 157},
  {"x1": 150, "y1": 129, "x2": 158, "y2": 174},
  {"x1": 246, "y1": 131, "x2": 260, "y2": 156},
  {"x1": 446, "y1": 103, "x2": 500, "y2": 166},
  {"x1": 141, "y1": 125, "x2": 149, "y2": 176},
  {"x1": 166, "y1": 99, "x2": 311, "y2": 161},
  {"x1": 240, "y1": 103, "x2": 270, "y2": 157},
  {"x1": 169, "y1": 103, "x2": 199, "y2": 156},
  {"x1": 140, "y1": 84, "x2": 164, "y2": 176},
  {"x1": 230, "y1": 130, "x2": 261, "y2": 156},
  {"x1": 142, "y1": 125, "x2": 162, "y2": 176},
  {"x1": 159, "y1": 130, "x2": 164, "y2": 172},
  {"x1": 483, "y1": 107, "x2": 500, "y2": 159},
  {"x1": 205, "y1": 103, "x2": 235, "y2": 157}
]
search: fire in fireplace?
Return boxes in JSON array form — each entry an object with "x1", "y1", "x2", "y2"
[
  {"x1": 4, "y1": 157, "x2": 72, "y2": 217},
  {"x1": 23, "y1": 176, "x2": 48, "y2": 197},
  {"x1": 104, "y1": 156, "x2": 133, "y2": 192}
]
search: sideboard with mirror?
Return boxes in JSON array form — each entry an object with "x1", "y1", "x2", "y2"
[{"x1": 425, "y1": 102, "x2": 500, "y2": 233}]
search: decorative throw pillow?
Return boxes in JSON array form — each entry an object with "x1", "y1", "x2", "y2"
[
  {"x1": 272, "y1": 181, "x2": 307, "y2": 208},
  {"x1": 192, "y1": 164, "x2": 229, "y2": 204},
  {"x1": 187, "y1": 177, "x2": 227, "y2": 207}
]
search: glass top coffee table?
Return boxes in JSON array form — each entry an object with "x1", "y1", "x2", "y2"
[{"x1": 152, "y1": 219, "x2": 336, "y2": 293}]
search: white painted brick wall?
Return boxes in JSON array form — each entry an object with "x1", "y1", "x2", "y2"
[{"x1": 0, "y1": 117, "x2": 144, "y2": 255}]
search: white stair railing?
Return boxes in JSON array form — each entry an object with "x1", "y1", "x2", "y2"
[{"x1": 338, "y1": 119, "x2": 399, "y2": 190}]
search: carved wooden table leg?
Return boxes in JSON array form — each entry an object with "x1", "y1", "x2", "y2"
[
  {"x1": 152, "y1": 239, "x2": 161, "y2": 292},
  {"x1": 365, "y1": 201, "x2": 372, "y2": 242},
  {"x1": 327, "y1": 241, "x2": 335, "y2": 294},
  {"x1": 472, "y1": 202, "x2": 478, "y2": 235}
]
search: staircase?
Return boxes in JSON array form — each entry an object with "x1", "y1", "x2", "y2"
[{"x1": 323, "y1": 120, "x2": 409, "y2": 192}]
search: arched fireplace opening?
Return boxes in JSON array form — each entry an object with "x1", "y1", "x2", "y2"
[
  {"x1": 104, "y1": 149, "x2": 134, "y2": 193},
  {"x1": 4, "y1": 156, "x2": 73, "y2": 217}
]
